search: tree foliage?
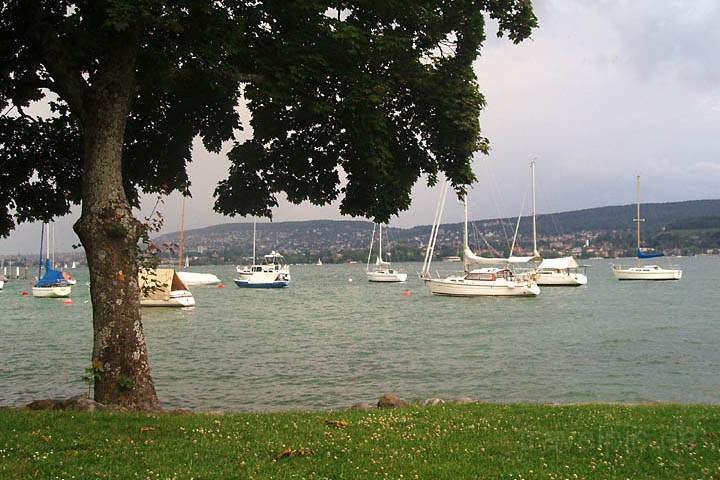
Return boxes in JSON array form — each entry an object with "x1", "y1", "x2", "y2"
[{"x1": 1, "y1": 0, "x2": 537, "y2": 235}]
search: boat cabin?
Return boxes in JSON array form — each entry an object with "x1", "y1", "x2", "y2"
[{"x1": 465, "y1": 268, "x2": 513, "y2": 281}]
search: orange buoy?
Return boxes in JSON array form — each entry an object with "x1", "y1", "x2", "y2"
[
  {"x1": 64, "y1": 299, "x2": 73, "y2": 305},
  {"x1": 21, "y1": 291, "x2": 29, "y2": 296},
  {"x1": 403, "y1": 290, "x2": 412, "y2": 297}
]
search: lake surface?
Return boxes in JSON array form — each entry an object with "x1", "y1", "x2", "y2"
[{"x1": 1, "y1": 258, "x2": 719, "y2": 411}]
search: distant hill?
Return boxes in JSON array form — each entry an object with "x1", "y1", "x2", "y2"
[{"x1": 155, "y1": 199, "x2": 720, "y2": 262}]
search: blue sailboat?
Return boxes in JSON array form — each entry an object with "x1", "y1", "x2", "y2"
[{"x1": 31, "y1": 223, "x2": 72, "y2": 298}]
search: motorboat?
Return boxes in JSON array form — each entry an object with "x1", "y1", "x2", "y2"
[
  {"x1": 366, "y1": 223, "x2": 407, "y2": 283},
  {"x1": 139, "y1": 268, "x2": 195, "y2": 307},
  {"x1": 420, "y1": 183, "x2": 540, "y2": 297},
  {"x1": 235, "y1": 252, "x2": 290, "y2": 288},
  {"x1": 612, "y1": 176, "x2": 682, "y2": 281}
]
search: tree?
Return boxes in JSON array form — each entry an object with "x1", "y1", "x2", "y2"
[{"x1": 0, "y1": 0, "x2": 537, "y2": 409}]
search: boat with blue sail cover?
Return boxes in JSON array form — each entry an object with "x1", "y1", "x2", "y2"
[
  {"x1": 32, "y1": 223, "x2": 72, "y2": 298},
  {"x1": 612, "y1": 176, "x2": 682, "y2": 280}
]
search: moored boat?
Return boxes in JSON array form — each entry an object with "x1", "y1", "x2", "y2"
[
  {"x1": 32, "y1": 224, "x2": 72, "y2": 298},
  {"x1": 612, "y1": 176, "x2": 682, "y2": 281},
  {"x1": 535, "y1": 257, "x2": 588, "y2": 286},
  {"x1": 139, "y1": 268, "x2": 195, "y2": 307},
  {"x1": 366, "y1": 223, "x2": 407, "y2": 283}
]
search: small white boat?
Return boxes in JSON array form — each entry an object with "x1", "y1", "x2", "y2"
[
  {"x1": 0, "y1": 275, "x2": 5, "y2": 290},
  {"x1": 366, "y1": 224, "x2": 407, "y2": 283},
  {"x1": 535, "y1": 257, "x2": 588, "y2": 286},
  {"x1": 139, "y1": 269, "x2": 195, "y2": 307},
  {"x1": 612, "y1": 176, "x2": 682, "y2": 281},
  {"x1": 316, "y1": 258, "x2": 323, "y2": 266},
  {"x1": 177, "y1": 271, "x2": 221, "y2": 286},
  {"x1": 612, "y1": 264, "x2": 682, "y2": 281},
  {"x1": 71, "y1": 261, "x2": 77, "y2": 269}
]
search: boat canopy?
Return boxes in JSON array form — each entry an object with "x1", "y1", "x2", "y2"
[
  {"x1": 36, "y1": 259, "x2": 66, "y2": 287},
  {"x1": 465, "y1": 247, "x2": 540, "y2": 266},
  {"x1": 637, "y1": 249, "x2": 663, "y2": 259},
  {"x1": 139, "y1": 268, "x2": 188, "y2": 301},
  {"x1": 538, "y1": 256, "x2": 579, "y2": 270}
]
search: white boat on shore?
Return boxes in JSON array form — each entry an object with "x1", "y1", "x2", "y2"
[
  {"x1": 612, "y1": 176, "x2": 682, "y2": 281},
  {"x1": 139, "y1": 269, "x2": 195, "y2": 307},
  {"x1": 366, "y1": 223, "x2": 407, "y2": 283}
]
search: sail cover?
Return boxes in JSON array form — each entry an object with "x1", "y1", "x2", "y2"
[
  {"x1": 637, "y1": 249, "x2": 664, "y2": 259},
  {"x1": 465, "y1": 247, "x2": 541, "y2": 266},
  {"x1": 538, "y1": 256, "x2": 579, "y2": 270},
  {"x1": 36, "y1": 259, "x2": 66, "y2": 287}
]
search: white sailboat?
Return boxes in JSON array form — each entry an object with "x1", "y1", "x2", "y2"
[
  {"x1": 175, "y1": 197, "x2": 221, "y2": 286},
  {"x1": 366, "y1": 223, "x2": 407, "y2": 283},
  {"x1": 0, "y1": 274, "x2": 6, "y2": 290},
  {"x1": 612, "y1": 176, "x2": 682, "y2": 281},
  {"x1": 139, "y1": 268, "x2": 195, "y2": 307},
  {"x1": 234, "y1": 221, "x2": 291, "y2": 288},
  {"x1": 421, "y1": 184, "x2": 540, "y2": 297},
  {"x1": 316, "y1": 258, "x2": 323, "y2": 266},
  {"x1": 32, "y1": 223, "x2": 72, "y2": 298},
  {"x1": 525, "y1": 160, "x2": 588, "y2": 286}
]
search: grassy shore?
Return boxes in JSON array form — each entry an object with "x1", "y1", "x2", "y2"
[{"x1": 1, "y1": 403, "x2": 718, "y2": 479}]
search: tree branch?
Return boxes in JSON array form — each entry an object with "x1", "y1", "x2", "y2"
[{"x1": 21, "y1": 2, "x2": 90, "y2": 121}]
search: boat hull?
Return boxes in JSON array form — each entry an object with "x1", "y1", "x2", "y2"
[
  {"x1": 141, "y1": 290, "x2": 195, "y2": 307},
  {"x1": 177, "y1": 271, "x2": 221, "y2": 286},
  {"x1": 424, "y1": 278, "x2": 540, "y2": 297},
  {"x1": 536, "y1": 271, "x2": 588, "y2": 286},
  {"x1": 32, "y1": 286, "x2": 71, "y2": 298},
  {"x1": 612, "y1": 267, "x2": 682, "y2": 280},
  {"x1": 0, "y1": 280, "x2": 4, "y2": 290},
  {"x1": 234, "y1": 279, "x2": 289, "y2": 288},
  {"x1": 367, "y1": 271, "x2": 408, "y2": 283}
]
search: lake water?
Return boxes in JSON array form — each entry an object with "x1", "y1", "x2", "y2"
[{"x1": 1, "y1": 258, "x2": 719, "y2": 411}]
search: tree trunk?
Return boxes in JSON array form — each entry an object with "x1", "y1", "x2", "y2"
[{"x1": 73, "y1": 76, "x2": 159, "y2": 411}]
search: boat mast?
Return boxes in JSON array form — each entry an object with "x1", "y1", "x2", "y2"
[
  {"x1": 178, "y1": 196, "x2": 186, "y2": 271},
  {"x1": 46, "y1": 222, "x2": 51, "y2": 267},
  {"x1": 252, "y1": 220, "x2": 256, "y2": 265},
  {"x1": 366, "y1": 223, "x2": 376, "y2": 272},
  {"x1": 378, "y1": 224, "x2": 383, "y2": 263},
  {"x1": 634, "y1": 175, "x2": 645, "y2": 266},
  {"x1": 38, "y1": 223, "x2": 45, "y2": 278},
  {"x1": 531, "y1": 159, "x2": 538, "y2": 257},
  {"x1": 463, "y1": 194, "x2": 469, "y2": 271}
]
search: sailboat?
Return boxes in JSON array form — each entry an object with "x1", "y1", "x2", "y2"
[
  {"x1": 175, "y1": 197, "x2": 221, "y2": 286},
  {"x1": 316, "y1": 258, "x2": 323, "y2": 266},
  {"x1": 366, "y1": 224, "x2": 407, "y2": 282},
  {"x1": 0, "y1": 273, "x2": 6, "y2": 290},
  {"x1": 32, "y1": 223, "x2": 72, "y2": 298},
  {"x1": 139, "y1": 268, "x2": 195, "y2": 307},
  {"x1": 234, "y1": 221, "x2": 291, "y2": 288},
  {"x1": 612, "y1": 176, "x2": 682, "y2": 280},
  {"x1": 421, "y1": 183, "x2": 540, "y2": 297},
  {"x1": 524, "y1": 160, "x2": 588, "y2": 286}
]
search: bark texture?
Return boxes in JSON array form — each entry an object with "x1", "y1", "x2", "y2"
[{"x1": 71, "y1": 33, "x2": 159, "y2": 410}]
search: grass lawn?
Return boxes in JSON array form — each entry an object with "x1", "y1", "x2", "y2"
[{"x1": 1, "y1": 403, "x2": 719, "y2": 479}]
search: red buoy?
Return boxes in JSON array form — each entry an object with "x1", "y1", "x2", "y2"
[
  {"x1": 217, "y1": 284, "x2": 225, "y2": 289},
  {"x1": 403, "y1": 290, "x2": 412, "y2": 297},
  {"x1": 21, "y1": 291, "x2": 29, "y2": 296},
  {"x1": 64, "y1": 299, "x2": 73, "y2": 305}
]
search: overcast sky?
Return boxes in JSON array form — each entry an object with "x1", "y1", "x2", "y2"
[{"x1": 2, "y1": 0, "x2": 719, "y2": 254}]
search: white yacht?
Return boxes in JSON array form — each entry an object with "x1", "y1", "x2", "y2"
[
  {"x1": 0, "y1": 274, "x2": 5, "y2": 290},
  {"x1": 421, "y1": 184, "x2": 540, "y2": 297},
  {"x1": 366, "y1": 223, "x2": 407, "y2": 283},
  {"x1": 612, "y1": 176, "x2": 682, "y2": 281},
  {"x1": 234, "y1": 222, "x2": 290, "y2": 288}
]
